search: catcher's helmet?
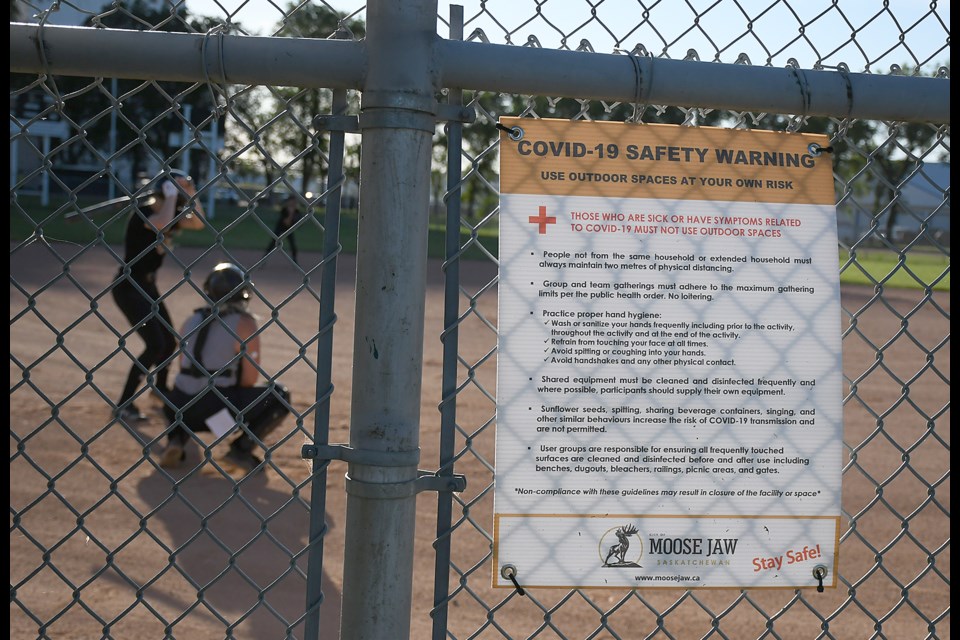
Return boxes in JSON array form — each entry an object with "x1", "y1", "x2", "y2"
[{"x1": 204, "y1": 262, "x2": 251, "y2": 306}]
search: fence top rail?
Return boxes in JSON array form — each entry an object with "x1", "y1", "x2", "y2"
[
  {"x1": 438, "y1": 40, "x2": 951, "y2": 124},
  {"x1": 9, "y1": 22, "x2": 951, "y2": 124},
  {"x1": 9, "y1": 22, "x2": 367, "y2": 90}
]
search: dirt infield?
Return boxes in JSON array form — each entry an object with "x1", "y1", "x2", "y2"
[{"x1": 10, "y1": 240, "x2": 950, "y2": 639}]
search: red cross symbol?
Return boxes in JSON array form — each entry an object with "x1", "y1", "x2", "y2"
[{"x1": 528, "y1": 206, "x2": 556, "y2": 234}]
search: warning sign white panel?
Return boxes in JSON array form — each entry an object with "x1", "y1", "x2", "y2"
[{"x1": 493, "y1": 118, "x2": 842, "y2": 590}]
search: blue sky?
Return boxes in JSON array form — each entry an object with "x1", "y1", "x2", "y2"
[
  {"x1": 182, "y1": 0, "x2": 950, "y2": 73},
  {"x1": 24, "y1": 0, "x2": 949, "y2": 73}
]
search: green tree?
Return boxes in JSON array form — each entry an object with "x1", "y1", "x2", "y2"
[
  {"x1": 798, "y1": 64, "x2": 949, "y2": 243},
  {"x1": 223, "y1": 85, "x2": 285, "y2": 193},
  {"x1": 866, "y1": 118, "x2": 948, "y2": 242},
  {"x1": 269, "y1": 5, "x2": 364, "y2": 196}
]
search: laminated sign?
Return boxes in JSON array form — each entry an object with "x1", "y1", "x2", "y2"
[{"x1": 493, "y1": 118, "x2": 843, "y2": 590}]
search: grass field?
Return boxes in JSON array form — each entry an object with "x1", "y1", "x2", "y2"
[
  {"x1": 9, "y1": 195, "x2": 499, "y2": 263},
  {"x1": 839, "y1": 249, "x2": 950, "y2": 291},
  {"x1": 10, "y1": 195, "x2": 949, "y2": 290}
]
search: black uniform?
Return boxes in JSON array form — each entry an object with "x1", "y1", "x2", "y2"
[
  {"x1": 111, "y1": 208, "x2": 177, "y2": 415},
  {"x1": 264, "y1": 200, "x2": 301, "y2": 264}
]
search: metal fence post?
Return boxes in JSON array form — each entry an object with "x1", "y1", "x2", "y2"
[
  {"x1": 432, "y1": 7, "x2": 464, "y2": 639},
  {"x1": 303, "y1": 88, "x2": 350, "y2": 640},
  {"x1": 338, "y1": 1, "x2": 438, "y2": 638}
]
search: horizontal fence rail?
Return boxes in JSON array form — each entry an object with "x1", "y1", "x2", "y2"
[{"x1": 10, "y1": 22, "x2": 951, "y2": 123}]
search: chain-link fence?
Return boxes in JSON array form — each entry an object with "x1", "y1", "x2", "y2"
[{"x1": 10, "y1": 1, "x2": 950, "y2": 639}]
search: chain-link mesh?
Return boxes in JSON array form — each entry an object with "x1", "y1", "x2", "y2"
[
  {"x1": 10, "y1": 1, "x2": 949, "y2": 639},
  {"x1": 435, "y1": 2, "x2": 950, "y2": 639}
]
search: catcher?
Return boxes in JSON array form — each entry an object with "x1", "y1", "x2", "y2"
[{"x1": 158, "y1": 262, "x2": 291, "y2": 474}]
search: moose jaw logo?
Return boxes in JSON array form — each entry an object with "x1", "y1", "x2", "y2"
[{"x1": 600, "y1": 524, "x2": 643, "y2": 568}]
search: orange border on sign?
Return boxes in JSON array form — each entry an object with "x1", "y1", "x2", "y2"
[{"x1": 499, "y1": 117, "x2": 834, "y2": 205}]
